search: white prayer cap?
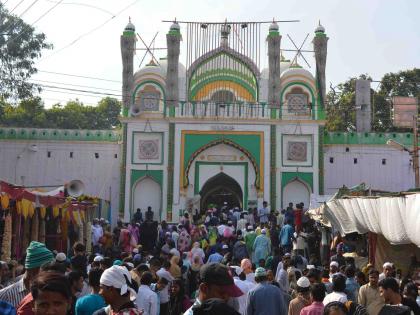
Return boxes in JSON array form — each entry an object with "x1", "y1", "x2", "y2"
[
  {"x1": 297, "y1": 276, "x2": 310, "y2": 288},
  {"x1": 261, "y1": 229, "x2": 267, "y2": 234},
  {"x1": 55, "y1": 252, "x2": 67, "y2": 263},
  {"x1": 100, "y1": 266, "x2": 136, "y2": 296},
  {"x1": 330, "y1": 261, "x2": 339, "y2": 268},
  {"x1": 94, "y1": 255, "x2": 104, "y2": 262},
  {"x1": 383, "y1": 262, "x2": 393, "y2": 268}
]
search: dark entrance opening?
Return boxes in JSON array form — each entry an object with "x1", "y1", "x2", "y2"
[{"x1": 200, "y1": 172, "x2": 243, "y2": 210}]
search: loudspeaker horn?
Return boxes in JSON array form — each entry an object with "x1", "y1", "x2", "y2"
[{"x1": 66, "y1": 180, "x2": 85, "y2": 197}]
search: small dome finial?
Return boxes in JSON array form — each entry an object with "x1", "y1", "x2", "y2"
[
  {"x1": 315, "y1": 20, "x2": 325, "y2": 33},
  {"x1": 170, "y1": 18, "x2": 180, "y2": 32},
  {"x1": 124, "y1": 17, "x2": 135, "y2": 33},
  {"x1": 269, "y1": 18, "x2": 279, "y2": 32}
]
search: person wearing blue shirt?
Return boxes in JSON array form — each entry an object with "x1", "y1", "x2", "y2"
[
  {"x1": 207, "y1": 248, "x2": 224, "y2": 263},
  {"x1": 75, "y1": 268, "x2": 105, "y2": 315},
  {"x1": 279, "y1": 219, "x2": 294, "y2": 253}
]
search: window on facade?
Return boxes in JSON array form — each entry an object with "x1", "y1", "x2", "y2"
[
  {"x1": 382, "y1": 158, "x2": 386, "y2": 165},
  {"x1": 329, "y1": 157, "x2": 334, "y2": 163},
  {"x1": 345, "y1": 147, "x2": 350, "y2": 152},
  {"x1": 70, "y1": 152, "x2": 73, "y2": 158},
  {"x1": 138, "y1": 85, "x2": 161, "y2": 112},
  {"x1": 286, "y1": 87, "x2": 309, "y2": 114},
  {"x1": 47, "y1": 151, "x2": 51, "y2": 158},
  {"x1": 95, "y1": 153, "x2": 99, "y2": 159},
  {"x1": 354, "y1": 158, "x2": 358, "y2": 164},
  {"x1": 114, "y1": 154, "x2": 118, "y2": 159},
  {"x1": 210, "y1": 90, "x2": 236, "y2": 104}
]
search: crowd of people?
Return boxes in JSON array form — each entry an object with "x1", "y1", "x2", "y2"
[{"x1": 0, "y1": 202, "x2": 419, "y2": 315}]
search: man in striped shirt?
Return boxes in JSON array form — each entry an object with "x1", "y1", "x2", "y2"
[{"x1": 0, "y1": 241, "x2": 53, "y2": 307}]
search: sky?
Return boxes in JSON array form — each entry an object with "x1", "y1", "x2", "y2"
[{"x1": 2, "y1": 0, "x2": 420, "y2": 107}]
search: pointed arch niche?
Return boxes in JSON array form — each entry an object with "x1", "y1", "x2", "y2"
[{"x1": 281, "y1": 174, "x2": 312, "y2": 209}]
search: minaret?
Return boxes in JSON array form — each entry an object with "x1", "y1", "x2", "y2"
[
  {"x1": 267, "y1": 21, "x2": 281, "y2": 107},
  {"x1": 121, "y1": 19, "x2": 136, "y2": 115},
  {"x1": 166, "y1": 21, "x2": 181, "y2": 106},
  {"x1": 313, "y1": 21, "x2": 328, "y2": 108}
]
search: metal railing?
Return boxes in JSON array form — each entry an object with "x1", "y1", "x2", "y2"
[{"x1": 161, "y1": 102, "x2": 322, "y2": 120}]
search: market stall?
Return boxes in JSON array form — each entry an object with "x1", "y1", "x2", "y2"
[{"x1": 0, "y1": 180, "x2": 99, "y2": 260}]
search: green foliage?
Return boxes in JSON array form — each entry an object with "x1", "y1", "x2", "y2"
[
  {"x1": 326, "y1": 69, "x2": 420, "y2": 132},
  {"x1": 0, "y1": 4, "x2": 52, "y2": 100},
  {"x1": 0, "y1": 97, "x2": 122, "y2": 129}
]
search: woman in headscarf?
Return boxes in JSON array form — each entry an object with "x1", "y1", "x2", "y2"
[
  {"x1": 169, "y1": 256, "x2": 181, "y2": 279},
  {"x1": 187, "y1": 255, "x2": 203, "y2": 297},
  {"x1": 189, "y1": 242, "x2": 205, "y2": 264},
  {"x1": 177, "y1": 225, "x2": 192, "y2": 253},
  {"x1": 169, "y1": 279, "x2": 192, "y2": 315},
  {"x1": 118, "y1": 225, "x2": 132, "y2": 253}
]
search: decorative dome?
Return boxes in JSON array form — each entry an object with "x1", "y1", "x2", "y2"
[
  {"x1": 269, "y1": 21, "x2": 279, "y2": 32},
  {"x1": 124, "y1": 18, "x2": 135, "y2": 32},
  {"x1": 134, "y1": 58, "x2": 186, "y2": 80},
  {"x1": 280, "y1": 66, "x2": 314, "y2": 81},
  {"x1": 170, "y1": 21, "x2": 180, "y2": 31},
  {"x1": 315, "y1": 21, "x2": 325, "y2": 33}
]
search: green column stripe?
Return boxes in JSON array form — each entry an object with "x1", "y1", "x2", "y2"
[
  {"x1": 119, "y1": 123, "x2": 128, "y2": 216},
  {"x1": 270, "y1": 125, "x2": 277, "y2": 210},
  {"x1": 167, "y1": 123, "x2": 175, "y2": 218},
  {"x1": 318, "y1": 126, "x2": 325, "y2": 194}
]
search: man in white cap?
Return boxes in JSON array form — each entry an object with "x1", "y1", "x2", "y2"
[
  {"x1": 329, "y1": 261, "x2": 339, "y2": 282},
  {"x1": 288, "y1": 276, "x2": 311, "y2": 315},
  {"x1": 97, "y1": 265, "x2": 140, "y2": 315},
  {"x1": 379, "y1": 262, "x2": 395, "y2": 281},
  {"x1": 252, "y1": 229, "x2": 271, "y2": 264},
  {"x1": 246, "y1": 267, "x2": 286, "y2": 315}
]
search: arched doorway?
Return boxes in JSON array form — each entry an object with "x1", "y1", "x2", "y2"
[
  {"x1": 283, "y1": 179, "x2": 310, "y2": 209},
  {"x1": 133, "y1": 177, "x2": 161, "y2": 218},
  {"x1": 200, "y1": 173, "x2": 243, "y2": 210}
]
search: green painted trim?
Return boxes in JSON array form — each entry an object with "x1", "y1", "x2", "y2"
[
  {"x1": 281, "y1": 172, "x2": 313, "y2": 190},
  {"x1": 188, "y1": 50, "x2": 259, "y2": 100},
  {"x1": 280, "y1": 134, "x2": 314, "y2": 167},
  {"x1": 268, "y1": 31, "x2": 280, "y2": 36},
  {"x1": 168, "y1": 30, "x2": 181, "y2": 36},
  {"x1": 190, "y1": 75, "x2": 257, "y2": 101},
  {"x1": 0, "y1": 127, "x2": 120, "y2": 142},
  {"x1": 182, "y1": 134, "x2": 262, "y2": 189},
  {"x1": 166, "y1": 123, "x2": 175, "y2": 220},
  {"x1": 119, "y1": 123, "x2": 128, "y2": 216},
  {"x1": 123, "y1": 31, "x2": 135, "y2": 36},
  {"x1": 194, "y1": 162, "x2": 248, "y2": 208},
  {"x1": 315, "y1": 32, "x2": 327, "y2": 37},
  {"x1": 279, "y1": 81, "x2": 316, "y2": 120},
  {"x1": 281, "y1": 172, "x2": 313, "y2": 208},
  {"x1": 132, "y1": 80, "x2": 166, "y2": 108},
  {"x1": 190, "y1": 68, "x2": 256, "y2": 89},
  {"x1": 131, "y1": 131, "x2": 164, "y2": 165},
  {"x1": 318, "y1": 126, "x2": 324, "y2": 194},
  {"x1": 323, "y1": 131, "x2": 417, "y2": 146},
  {"x1": 270, "y1": 125, "x2": 277, "y2": 211},
  {"x1": 130, "y1": 169, "x2": 163, "y2": 220},
  {"x1": 122, "y1": 107, "x2": 129, "y2": 117}
]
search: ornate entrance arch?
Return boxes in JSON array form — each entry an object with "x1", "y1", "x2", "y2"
[
  {"x1": 200, "y1": 172, "x2": 243, "y2": 209},
  {"x1": 183, "y1": 138, "x2": 260, "y2": 188}
]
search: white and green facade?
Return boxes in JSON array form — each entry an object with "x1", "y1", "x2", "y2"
[{"x1": 0, "y1": 21, "x2": 416, "y2": 224}]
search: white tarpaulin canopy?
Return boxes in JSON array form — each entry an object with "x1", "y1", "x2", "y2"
[{"x1": 320, "y1": 194, "x2": 420, "y2": 247}]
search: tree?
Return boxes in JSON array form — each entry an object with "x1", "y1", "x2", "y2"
[
  {"x1": 326, "y1": 69, "x2": 420, "y2": 132},
  {"x1": 0, "y1": 97, "x2": 122, "y2": 129},
  {"x1": 0, "y1": 4, "x2": 52, "y2": 100}
]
